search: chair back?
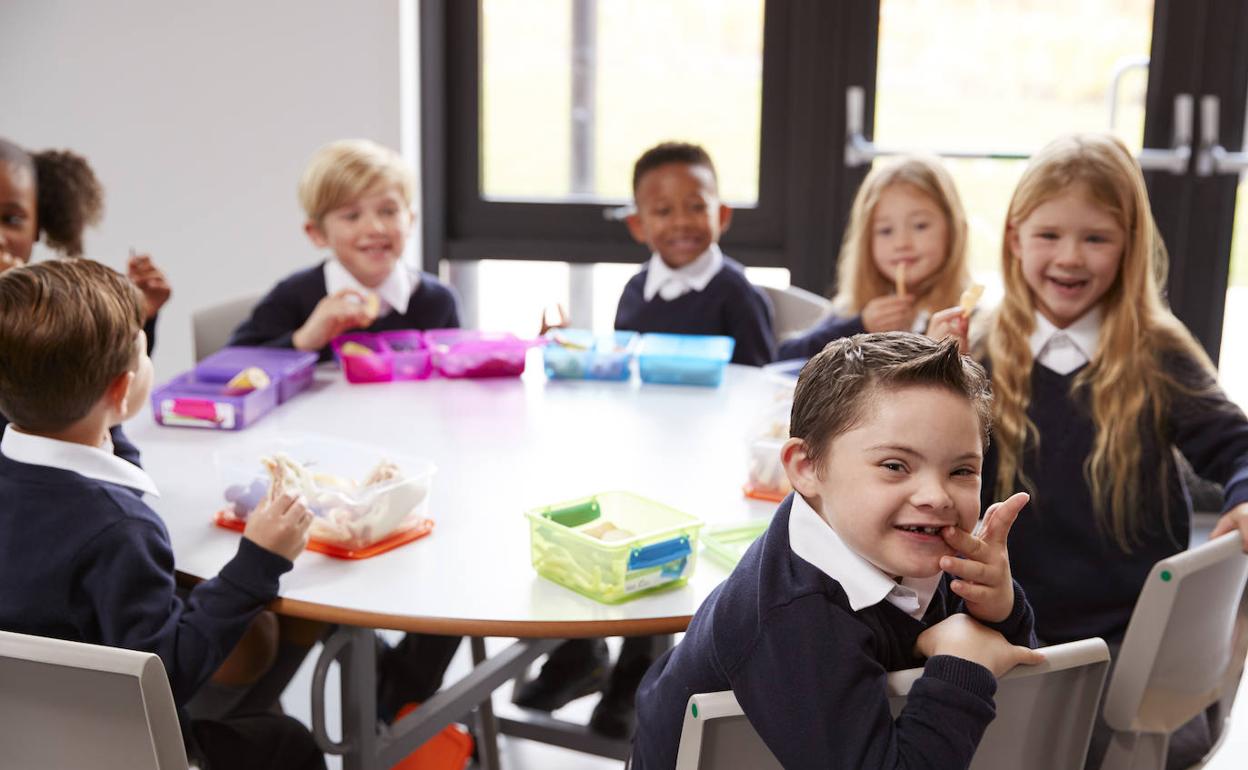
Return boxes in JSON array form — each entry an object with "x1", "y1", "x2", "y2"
[
  {"x1": 0, "y1": 630, "x2": 189, "y2": 770},
  {"x1": 759, "y1": 284, "x2": 831, "y2": 341},
  {"x1": 193, "y1": 294, "x2": 260, "y2": 361}
]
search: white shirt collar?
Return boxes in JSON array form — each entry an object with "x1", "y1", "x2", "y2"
[
  {"x1": 642, "y1": 244, "x2": 724, "y2": 302},
  {"x1": 323, "y1": 258, "x2": 418, "y2": 316},
  {"x1": 788, "y1": 493, "x2": 939, "y2": 619},
  {"x1": 1028, "y1": 307, "x2": 1103, "y2": 375},
  {"x1": 1, "y1": 425, "x2": 159, "y2": 497}
]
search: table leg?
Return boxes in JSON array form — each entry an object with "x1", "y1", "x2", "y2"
[{"x1": 471, "y1": 636, "x2": 502, "y2": 770}]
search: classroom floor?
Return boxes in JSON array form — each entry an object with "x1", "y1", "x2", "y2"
[{"x1": 281, "y1": 522, "x2": 1248, "y2": 770}]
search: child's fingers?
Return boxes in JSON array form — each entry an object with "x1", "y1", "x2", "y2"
[
  {"x1": 941, "y1": 525, "x2": 987, "y2": 558},
  {"x1": 1013, "y1": 645, "x2": 1046, "y2": 666},
  {"x1": 982, "y1": 493, "x2": 1029, "y2": 545},
  {"x1": 949, "y1": 579, "x2": 995, "y2": 603},
  {"x1": 972, "y1": 502, "x2": 1002, "y2": 538},
  {"x1": 940, "y1": 555, "x2": 994, "y2": 583}
]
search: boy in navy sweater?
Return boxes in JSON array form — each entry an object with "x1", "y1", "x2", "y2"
[
  {"x1": 0, "y1": 259, "x2": 323, "y2": 769},
  {"x1": 633, "y1": 333, "x2": 1043, "y2": 769},
  {"x1": 229, "y1": 139, "x2": 460, "y2": 361},
  {"x1": 614, "y1": 141, "x2": 776, "y2": 367}
]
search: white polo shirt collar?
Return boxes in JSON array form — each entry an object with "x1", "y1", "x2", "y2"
[
  {"x1": 789, "y1": 493, "x2": 938, "y2": 619},
  {"x1": 1, "y1": 425, "x2": 159, "y2": 497},
  {"x1": 323, "y1": 258, "x2": 418, "y2": 316},
  {"x1": 642, "y1": 244, "x2": 724, "y2": 302},
  {"x1": 1029, "y1": 306, "x2": 1102, "y2": 375}
]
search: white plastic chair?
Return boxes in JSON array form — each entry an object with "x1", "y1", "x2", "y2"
[
  {"x1": 759, "y1": 284, "x2": 832, "y2": 341},
  {"x1": 192, "y1": 294, "x2": 260, "y2": 361},
  {"x1": 1100, "y1": 532, "x2": 1248, "y2": 770},
  {"x1": 0, "y1": 629, "x2": 189, "y2": 770},
  {"x1": 673, "y1": 638, "x2": 1111, "y2": 770}
]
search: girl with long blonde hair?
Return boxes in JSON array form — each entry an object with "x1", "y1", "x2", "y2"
[
  {"x1": 932, "y1": 132, "x2": 1248, "y2": 766},
  {"x1": 778, "y1": 155, "x2": 971, "y2": 359}
]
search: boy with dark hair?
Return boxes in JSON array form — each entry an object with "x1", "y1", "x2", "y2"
[
  {"x1": 0, "y1": 259, "x2": 323, "y2": 769},
  {"x1": 632, "y1": 332, "x2": 1042, "y2": 768},
  {"x1": 614, "y1": 140, "x2": 776, "y2": 366}
]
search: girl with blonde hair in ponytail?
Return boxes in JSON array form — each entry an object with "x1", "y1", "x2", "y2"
[{"x1": 930, "y1": 132, "x2": 1248, "y2": 768}]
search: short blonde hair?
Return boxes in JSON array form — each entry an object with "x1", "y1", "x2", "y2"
[{"x1": 298, "y1": 139, "x2": 414, "y2": 224}]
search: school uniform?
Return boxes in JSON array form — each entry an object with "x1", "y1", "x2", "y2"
[
  {"x1": 228, "y1": 260, "x2": 461, "y2": 361},
  {"x1": 0, "y1": 413, "x2": 141, "y2": 466},
  {"x1": 983, "y1": 308, "x2": 1248, "y2": 645},
  {"x1": 614, "y1": 245, "x2": 776, "y2": 366},
  {"x1": 632, "y1": 493, "x2": 1037, "y2": 769}
]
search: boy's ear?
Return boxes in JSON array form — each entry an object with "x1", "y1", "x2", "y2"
[
  {"x1": 624, "y1": 212, "x2": 649, "y2": 246},
  {"x1": 718, "y1": 204, "x2": 733, "y2": 234},
  {"x1": 780, "y1": 437, "x2": 823, "y2": 498},
  {"x1": 304, "y1": 220, "x2": 329, "y2": 248},
  {"x1": 104, "y1": 369, "x2": 136, "y2": 417}
]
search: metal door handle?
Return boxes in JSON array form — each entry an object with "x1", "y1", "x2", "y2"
[
  {"x1": 1197, "y1": 95, "x2": 1248, "y2": 177},
  {"x1": 844, "y1": 86, "x2": 1193, "y2": 175}
]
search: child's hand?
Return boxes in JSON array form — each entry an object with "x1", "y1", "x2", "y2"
[
  {"x1": 926, "y1": 306, "x2": 970, "y2": 353},
  {"x1": 292, "y1": 289, "x2": 376, "y2": 351},
  {"x1": 0, "y1": 251, "x2": 23, "y2": 273},
  {"x1": 243, "y1": 492, "x2": 313, "y2": 561},
  {"x1": 539, "y1": 303, "x2": 568, "y2": 336},
  {"x1": 1211, "y1": 502, "x2": 1248, "y2": 553},
  {"x1": 915, "y1": 613, "x2": 1044, "y2": 677},
  {"x1": 861, "y1": 295, "x2": 915, "y2": 333},
  {"x1": 126, "y1": 253, "x2": 172, "y2": 320},
  {"x1": 939, "y1": 492, "x2": 1030, "y2": 624}
]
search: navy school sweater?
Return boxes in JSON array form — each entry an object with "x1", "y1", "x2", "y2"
[
  {"x1": 632, "y1": 494, "x2": 1037, "y2": 770},
  {"x1": 982, "y1": 353, "x2": 1248, "y2": 644},
  {"x1": 0, "y1": 451, "x2": 292, "y2": 722},
  {"x1": 613, "y1": 256, "x2": 777, "y2": 366},
  {"x1": 777, "y1": 312, "x2": 866, "y2": 360},
  {"x1": 228, "y1": 262, "x2": 461, "y2": 362}
]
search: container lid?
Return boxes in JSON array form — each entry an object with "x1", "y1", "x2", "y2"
[
  {"x1": 637, "y1": 333, "x2": 735, "y2": 362},
  {"x1": 196, "y1": 346, "x2": 318, "y2": 382},
  {"x1": 545, "y1": 328, "x2": 638, "y2": 354}
]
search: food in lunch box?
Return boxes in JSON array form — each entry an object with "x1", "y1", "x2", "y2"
[
  {"x1": 959, "y1": 283, "x2": 985, "y2": 316},
  {"x1": 257, "y1": 452, "x2": 426, "y2": 547},
  {"x1": 582, "y1": 520, "x2": 635, "y2": 542},
  {"x1": 339, "y1": 341, "x2": 376, "y2": 358},
  {"x1": 224, "y1": 366, "x2": 271, "y2": 395}
]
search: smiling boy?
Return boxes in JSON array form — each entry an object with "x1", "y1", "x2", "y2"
[
  {"x1": 229, "y1": 139, "x2": 460, "y2": 360},
  {"x1": 631, "y1": 332, "x2": 1042, "y2": 769}
]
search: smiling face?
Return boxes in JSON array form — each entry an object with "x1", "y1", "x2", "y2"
[
  {"x1": 870, "y1": 183, "x2": 950, "y2": 293},
  {"x1": 305, "y1": 183, "x2": 413, "y2": 288},
  {"x1": 1011, "y1": 182, "x2": 1125, "y2": 329},
  {"x1": 0, "y1": 161, "x2": 38, "y2": 271},
  {"x1": 627, "y1": 162, "x2": 732, "y2": 270},
  {"x1": 786, "y1": 384, "x2": 984, "y2": 579}
]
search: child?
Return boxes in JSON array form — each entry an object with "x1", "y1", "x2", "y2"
[
  {"x1": 930, "y1": 132, "x2": 1248, "y2": 767},
  {"x1": 777, "y1": 155, "x2": 970, "y2": 360},
  {"x1": 0, "y1": 259, "x2": 324, "y2": 769},
  {"x1": 632, "y1": 332, "x2": 1042, "y2": 768},
  {"x1": 0, "y1": 137, "x2": 172, "y2": 350},
  {"x1": 229, "y1": 139, "x2": 459, "y2": 361},
  {"x1": 0, "y1": 138, "x2": 170, "y2": 466},
  {"x1": 614, "y1": 141, "x2": 776, "y2": 366}
]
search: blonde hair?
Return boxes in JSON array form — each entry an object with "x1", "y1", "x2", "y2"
[
  {"x1": 987, "y1": 132, "x2": 1214, "y2": 551},
  {"x1": 298, "y1": 139, "x2": 414, "y2": 224},
  {"x1": 833, "y1": 155, "x2": 970, "y2": 314}
]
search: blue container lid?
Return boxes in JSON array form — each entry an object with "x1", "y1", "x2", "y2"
[
  {"x1": 637, "y1": 333, "x2": 735, "y2": 362},
  {"x1": 546, "y1": 329, "x2": 638, "y2": 353}
]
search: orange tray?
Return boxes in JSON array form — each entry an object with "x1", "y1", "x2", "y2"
[
  {"x1": 742, "y1": 483, "x2": 787, "y2": 503},
  {"x1": 213, "y1": 510, "x2": 435, "y2": 559}
]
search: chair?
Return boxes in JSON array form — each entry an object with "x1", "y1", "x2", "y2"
[
  {"x1": 673, "y1": 637, "x2": 1111, "y2": 770},
  {"x1": 1099, "y1": 532, "x2": 1248, "y2": 770},
  {"x1": 758, "y1": 284, "x2": 832, "y2": 341},
  {"x1": 192, "y1": 294, "x2": 260, "y2": 361},
  {"x1": 0, "y1": 629, "x2": 189, "y2": 770}
]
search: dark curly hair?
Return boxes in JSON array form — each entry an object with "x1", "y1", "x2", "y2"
[
  {"x1": 631, "y1": 141, "x2": 718, "y2": 194},
  {"x1": 0, "y1": 138, "x2": 104, "y2": 257}
]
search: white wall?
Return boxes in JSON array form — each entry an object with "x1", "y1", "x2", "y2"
[{"x1": 0, "y1": 0, "x2": 415, "y2": 377}]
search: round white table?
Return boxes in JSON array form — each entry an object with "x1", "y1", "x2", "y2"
[{"x1": 126, "y1": 353, "x2": 786, "y2": 768}]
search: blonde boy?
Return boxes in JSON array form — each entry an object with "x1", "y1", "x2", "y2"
[{"x1": 229, "y1": 139, "x2": 459, "y2": 359}]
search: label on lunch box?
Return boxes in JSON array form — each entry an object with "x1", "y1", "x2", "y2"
[
  {"x1": 160, "y1": 399, "x2": 236, "y2": 429},
  {"x1": 624, "y1": 557, "x2": 688, "y2": 594}
]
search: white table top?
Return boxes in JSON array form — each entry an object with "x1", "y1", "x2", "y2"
[{"x1": 127, "y1": 352, "x2": 784, "y2": 636}]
